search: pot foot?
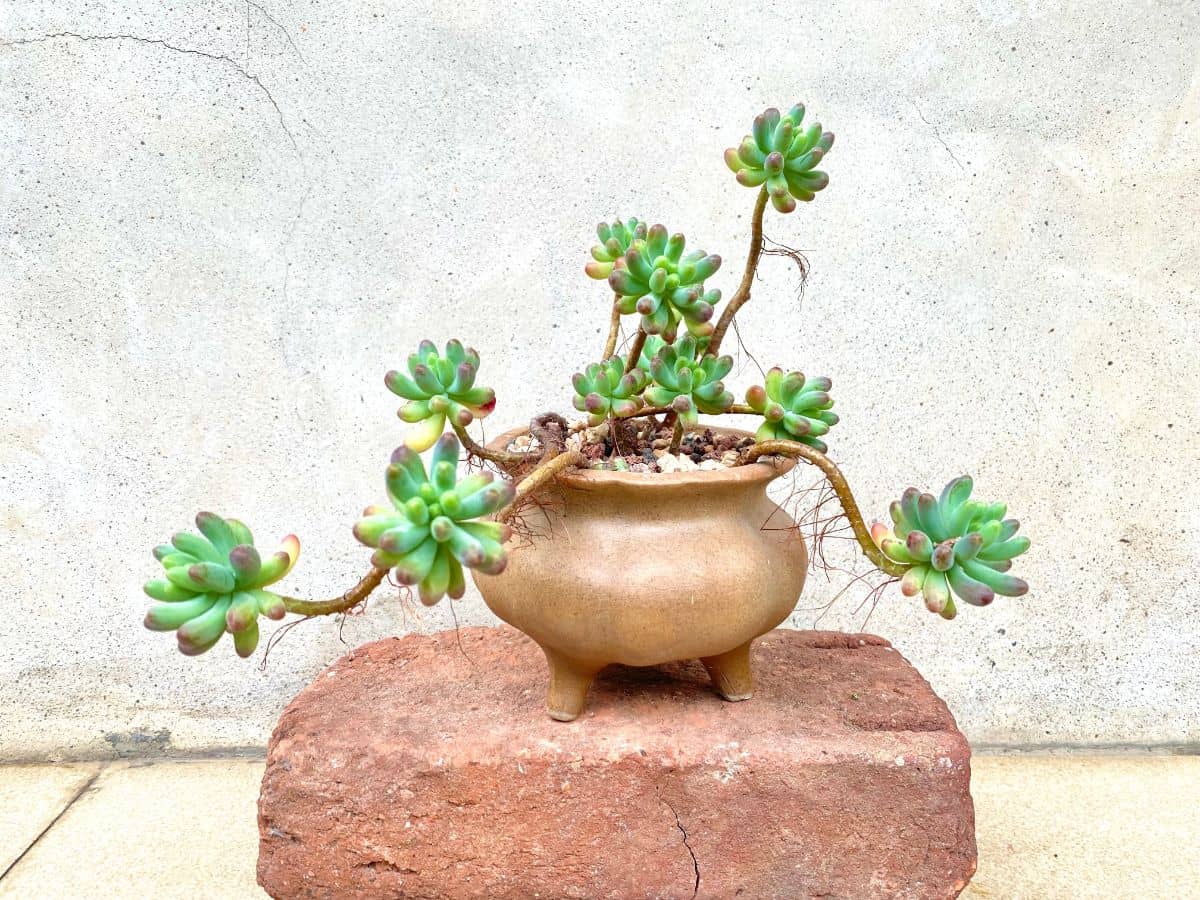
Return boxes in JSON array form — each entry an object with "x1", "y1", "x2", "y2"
[
  {"x1": 701, "y1": 641, "x2": 754, "y2": 702},
  {"x1": 539, "y1": 645, "x2": 601, "y2": 722}
]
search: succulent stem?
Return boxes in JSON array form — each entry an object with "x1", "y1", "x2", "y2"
[
  {"x1": 279, "y1": 565, "x2": 391, "y2": 617},
  {"x1": 742, "y1": 439, "x2": 909, "y2": 578},
  {"x1": 498, "y1": 450, "x2": 587, "y2": 524},
  {"x1": 450, "y1": 421, "x2": 531, "y2": 470},
  {"x1": 602, "y1": 299, "x2": 622, "y2": 360},
  {"x1": 668, "y1": 419, "x2": 684, "y2": 453},
  {"x1": 708, "y1": 187, "x2": 768, "y2": 356},
  {"x1": 623, "y1": 328, "x2": 648, "y2": 375}
]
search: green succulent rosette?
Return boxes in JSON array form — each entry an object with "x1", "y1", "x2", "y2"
[
  {"x1": 571, "y1": 357, "x2": 648, "y2": 426},
  {"x1": 385, "y1": 339, "x2": 496, "y2": 452},
  {"x1": 724, "y1": 104, "x2": 834, "y2": 213},
  {"x1": 585, "y1": 217, "x2": 647, "y2": 281},
  {"x1": 870, "y1": 477, "x2": 1031, "y2": 620},
  {"x1": 143, "y1": 513, "x2": 297, "y2": 657},
  {"x1": 633, "y1": 333, "x2": 710, "y2": 374},
  {"x1": 608, "y1": 225, "x2": 722, "y2": 338},
  {"x1": 354, "y1": 433, "x2": 513, "y2": 606},
  {"x1": 745, "y1": 367, "x2": 839, "y2": 453},
  {"x1": 643, "y1": 334, "x2": 734, "y2": 425}
]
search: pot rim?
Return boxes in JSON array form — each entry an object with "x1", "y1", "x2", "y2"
[{"x1": 486, "y1": 424, "x2": 795, "y2": 489}]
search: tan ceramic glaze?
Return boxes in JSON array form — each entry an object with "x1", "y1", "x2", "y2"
[{"x1": 472, "y1": 426, "x2": 808, "y2": 721}]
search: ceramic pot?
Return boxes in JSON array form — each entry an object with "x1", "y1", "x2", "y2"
[{"x1": 472, "y1": 427, "x2": 808, "y2": 721}]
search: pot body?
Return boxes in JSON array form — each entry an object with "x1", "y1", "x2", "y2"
[{"x1": 473, "y1": 428, "x2": 808, "y2": 717}]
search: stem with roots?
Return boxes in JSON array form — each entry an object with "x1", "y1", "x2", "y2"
[
  {"x1": 450, "y1": 421, "x2": 531, "y2": 469},
  {"x1": 280, "y1": 565, "x2": 391, "y2": 617},
  {"x1": 601, "y1": 300, "x2": 622, "y2": 360},
  {"x1": 622, "y1": 328, "x2": 648, "y2": 374},
  {"x1": 708, "y1": 187, "x2": 768, "y2": 356},
  {"x1": 743, "y1": 439, "x2": 908, "y2": 578},
  {"x1": 498, "y1": 449, "x2": 587, "y2": 524}
]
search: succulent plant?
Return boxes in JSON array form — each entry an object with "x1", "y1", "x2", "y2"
[
  {"x1": 725, "y1": 104, "x2": 834, "y2": 213},
  {"x1": 571, "y1": 357, "x2": 648, "y2": 425},
  {"x1": 745, "y1": 367, "x2": 839, "y2": 453},
  {"x1": 608, "y1": 225, "x2": 722, "y2": 338},
  {"x1": 585, "y1": 217, "x2": 647, "y2": 281},
  {"x1": 354, "y1": 433, "x2": 513, "y2": 605},
  {"x1": 643, "y1": 334, "x2": 734, "y2": 425},
  {"x1": 634, "y1": 333, "x2": 710, "y2": 373},
  {"x1": 386, "y1": 339, "x2": 496, "y2": 452},
  {"x1": 143, "y1": 513, "x2": 297, "y2": 657},
  {"x1": 870, "y1": 476, "x2": 1030, "y2": 620}
]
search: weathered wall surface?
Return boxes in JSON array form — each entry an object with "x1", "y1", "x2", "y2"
[{"x1": 1, "y1": 1, "x2": 1197, "y2": 760}]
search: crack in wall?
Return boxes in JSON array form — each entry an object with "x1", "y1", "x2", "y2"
[
  {"x1": 246, "y1": 0, "x2": 307, "y2": 66},
  {"x1": 910, "y1": 99, "x2": 967, "y2": 173},
  {"x1": 0, "y1": 31, "x2": 301, "y2": 157}
]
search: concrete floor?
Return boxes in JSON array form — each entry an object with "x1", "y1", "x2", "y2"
[{"x1": 0, "y1": 756, "x2": 1195, "y2": 898}]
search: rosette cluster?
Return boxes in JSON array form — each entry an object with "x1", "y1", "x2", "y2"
[
  {"x1": 143, "y1": 513, "x2": 296, "y2": 657},
  {"x1": 725, "y1": 104, "x2": 834, "y2": 213},
  {"x1": 643, "y1": 334, "x2": 734, "y2": 425},
  {"x1": 386, "y1": 340, "x2": 496, "y2": 452},
  {"x1": 585, "y1": 217, "x2": 647, "y2": 281},
  {"x1": 354, "y1": 433, "x2": 513, "y2": 605},
  {"x1": 746, "y1": 368, "x2": 839, "y2": 453},
  {"x1": 608, "y1": 225, "x2": 722, "y2": 337},
  {"x1": 571, "y1": 357, "x2": 648, "y2": 425},
  {"x1": 870, "y1": 476, "x2": 1031, "y2": 620}
]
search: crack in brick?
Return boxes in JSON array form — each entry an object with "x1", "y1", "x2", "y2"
[{"x1": 0, "y1": 31, "x2": 300, "y2": 156}]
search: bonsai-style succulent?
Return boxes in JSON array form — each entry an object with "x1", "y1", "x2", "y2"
[
  {"x1": 572, "y1": 357, "x2": 648, "y2": 425},
  {"x1": 386, "y1": 339, "x2": 496, "y2": 451},
  {"x1": 608, "y1": 225, "x2": 722, "y2": 337},
  {"x1": 584, "y1": 217, "x2": 647, "y2": 281},
  {"x1": 143, "y1": 101, "x2": 1030, "y2": 670},
  {"x1": 745, "y1": 368, "x2": 839, "y2": 452},
  {"x1": 354, "y1": 433, "x2": 513, "y2": 605},
  {"x1": 143, "y1": 513, "x2": 297, "y2": 657},
  {"x1": 870, "y1": 477, "x2": 1030, "y2": 619},
  {"x1": 643, "y1": 335, "x2": 735, "y2": 425},
  {"x1": 725, "y1": 103, "x2": 834, "y2": 213}
]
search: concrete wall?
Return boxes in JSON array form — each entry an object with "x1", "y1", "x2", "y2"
[{"x1": 1, "y1": 0, "x2": 1197, "y2": 760}]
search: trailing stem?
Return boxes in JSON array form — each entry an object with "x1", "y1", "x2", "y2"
[
  {"x1": 742, "y1": 440, "x2": 908, "y2": 578},
  {"x1": 451, "y1": 421, "x2": 530, "y2": 470},
  {"x1": 708, "y1": 187, "x2": 768, "y2": 356},
  {"x1": 623, "y1": 328, "x2": 648, "y2": 375},
  {"x1": 498, "y1": 449, "x2": 586, "y2": 524},
  {"x1": 601, "y1": 300, "x2": 622, "y2": 360},
  {"x1": 279, "y1": 565, "x2": 391, "y2": 617}
]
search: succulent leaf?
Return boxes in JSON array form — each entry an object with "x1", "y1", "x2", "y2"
[
  {"x1": 386, "y1": 340, "x2": 496, "y2": 451},
  {"x1": 585, "y1": 217, "x2": 647, "y2": 280},
  {"x1": 726, "y1": 104, "x2": 834, "y2": 213},
  {"x1": 607, "y1": 225, "x2": 722, "y2": 339},
  {"x1": 644, "y1": 334, "x2": 734, "y2": 425},
  {"x1": 871, "y1": 477, "x2": 1030, "y2": 619},
  {"x1": 354, "y1": 433, "x2": 513, "y2": 606},
  {"x1": 570, "y1": 357, "x2": 648, "y2": 426},
  {"x1": 746, "y1": 367, "x2": 839, "y2": 452},
  {"x1": 142, "y1": 513, "x2": 298, "y2": 657}
]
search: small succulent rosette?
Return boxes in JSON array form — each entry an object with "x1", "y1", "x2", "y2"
[
  {"x1": 746, "y1": 368, "x2": 839, "y2": 453},
  {"x1": 386, "y1": 339, "x2": 496, "y2": 451},
  {"x1": 354, "y1": 433, "x2": 513, "y2": 605},
  {"x1": 725, "y1": 104, "x2": 834, "y2": 213},
  {"x1": 643, "y1": 334, "x2": 734, "y2": 425},
  {"x1": 608, "y1": 225, "x2": 722, "y2": 337},
  {"x1": 871, "y1": 476, "x2": 1030, "y2": 620},
  {"x1": 571, "y1": 358, "x2": 648, "y2": 425},
  {"x1": 143, "y1": 513, "x2": 297, "y2": 657},
  {"x1": 585, "y1": 217, "x2": 647, "y2": 281}
]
